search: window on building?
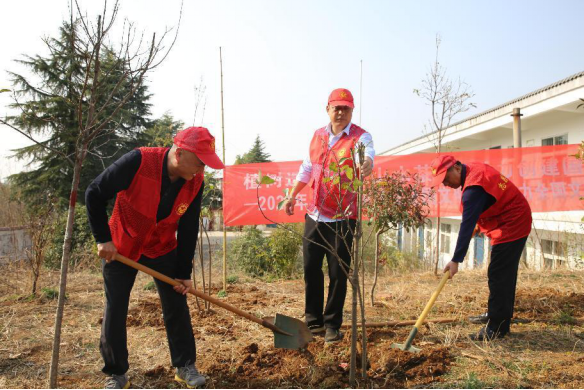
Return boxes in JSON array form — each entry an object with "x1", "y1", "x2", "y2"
[
  {"x1": 542, "y1": 134, "x2": 568, "y2": 146},
  {"x1": 541, "y1": 239, "x2": 566, "y2": 269},
  {"x1": 440, "y1": 223, "x2": 451, "y2": 254}
]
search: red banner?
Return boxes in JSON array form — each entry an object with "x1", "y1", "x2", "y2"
[{"x1": 223, "y1": 145, "x2": 584, "y2": 226}]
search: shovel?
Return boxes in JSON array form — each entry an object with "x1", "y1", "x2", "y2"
[
  {"x1": 391, "y1": 272, "x2": 450, "y2": 353},
  {"x1": 114, "y1": 253, "x2": 313, "y2": 349}
]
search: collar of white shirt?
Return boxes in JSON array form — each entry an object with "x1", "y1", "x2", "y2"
[{"x1": 325, "y1": 122, "x2": 352, "y2": 139}]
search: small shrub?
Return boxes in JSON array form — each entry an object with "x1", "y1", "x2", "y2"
[
  {"x1": 41, "y1": 287, "x2": 59, "y2": 300},
  {"x1": 231, "y1": 226, "x2": 270, "y2": 277},
  {"x1": 45, "y1": 210, "x2": 97, "y2": 270},
  {"x1": 143, "y1": 281, "x2": 156, "y2": 291},
  {"x1": 226, "y1": 275, "x2": 239, "y2": 284},
  {"x1": 266, "y1": 225, "x2": 302, "y2": 278},
  {"x1": 217, "y1": 290, "x2": 227, "y2": 298},
  {"x1": 231, "y1": 225, "x2": 302, "y2": 279}
]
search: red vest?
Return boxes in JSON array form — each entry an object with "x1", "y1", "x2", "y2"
[
  {"x1": 307, "y1": 124, "x2": 367, "y2": 219},
  {"x1": 109, "y1": 147, "x2": 203, "y2": 261},
  {"x1": 461, "y1": 162, "x2": 532, "y2": 245}
]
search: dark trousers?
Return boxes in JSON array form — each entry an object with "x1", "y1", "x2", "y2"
[
  {"x1": 100, "y1": 250, "x2": 196, "y2": 375},
  {"x1": 487, "y1": 236, "x2": 528, "y2": 334},
  {"x1": 303, "y1": 214, "x2": 355, "y2": 330}
]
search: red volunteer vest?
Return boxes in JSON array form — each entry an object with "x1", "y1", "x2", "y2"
[
  {"x1": 307, "y1": 124, "x2": 367, "y2": 219},
  {"x1": 109, "y1": 147, "x2": 204, "y2": 261},
  {"x1": 461, "y1": 162, "x2": 532, "y2": 245}
]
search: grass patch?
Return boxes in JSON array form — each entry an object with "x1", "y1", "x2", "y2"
[
  {"x1": 552, "y1": 306, "x2": 577, "y2": 326},
  {"x1": 217, "y1": 290, "x2": 227, "y2": 298},
  {"x1": 143, "y1": 281, "x2": 156, "y2": 291},
  {"x1": 462, "y1": 372, "x2": 487, "y2": 389},
  {"x1": 40, "y1": 287, "x2": 59, "y2": 300},
  {"x1": 226, "y1": 275, "x2": 239, "y2": 284}
]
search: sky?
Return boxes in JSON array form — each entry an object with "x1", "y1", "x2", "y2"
[{"x1": 1, "y1": 0, "x2": 583, "y2": 181}]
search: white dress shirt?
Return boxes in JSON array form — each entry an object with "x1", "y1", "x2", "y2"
[{"x1": 296, "y1": 122, "x2": 375, "y2": 222}]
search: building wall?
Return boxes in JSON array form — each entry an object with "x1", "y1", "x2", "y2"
[
  {"x1": 0, "y1": 227, "x2": 31, "y2": 262},
  {"x1": 382, "y1": 78, "x2": 584, "y2": 271}
]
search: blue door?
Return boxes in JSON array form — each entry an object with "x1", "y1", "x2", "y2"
[
  {"x1": 418, "y1": 226, "x2": 424, "y2": 259},
  {"x1": 474, "y1": 234, "x2": 485, "y2": 267}
]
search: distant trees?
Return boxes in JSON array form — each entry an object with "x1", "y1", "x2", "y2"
[
  {"x1": 235, "y1": 135, "x2": 271, "y2": 164},
  {"x1": 5, "y1": 22, "x2": 152, "y2": 207},
  {"x1": 414, "y1": 34, "x2": 476, "y2": 274}
]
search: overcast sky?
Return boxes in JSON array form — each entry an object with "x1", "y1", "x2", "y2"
[{"x1": 1, "y1": 0, "x2": 583, "y2": 180}]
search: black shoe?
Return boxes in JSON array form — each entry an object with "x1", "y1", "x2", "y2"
[
  {"x1": 470, "y1": 326, "x2": 507, "y2": 341},
  {"x1": 468, "y1": 312, "x2": 489, "y2": 324},
  {"x1": 324, "y1": 328, "x2": 343, "y2": 343},
  {"x1": 308, "y1": 324, "x2": 325, "y2": 335}
]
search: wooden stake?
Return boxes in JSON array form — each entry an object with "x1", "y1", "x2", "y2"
[{"x1": 219, "y1": 46, "x2": 227, "y2": 292}]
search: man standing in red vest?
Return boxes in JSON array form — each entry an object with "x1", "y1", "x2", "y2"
[
  {"x1": 283, "y1": 88, "x2": 375, "y2": 343},
  {"x1": 85, "y1": 127, "x2": 224, "y2": 389},
  {"x1": 430, "y1": 155, "x2": 532, "y2": 341}
]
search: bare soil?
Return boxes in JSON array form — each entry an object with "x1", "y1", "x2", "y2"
[{"x1": 0, "y1": 265, "x2": 583, "y2": 388}]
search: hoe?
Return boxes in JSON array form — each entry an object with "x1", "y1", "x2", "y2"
[{"x1": 392, "y1": 272, "x2": 450, "y2": 353}]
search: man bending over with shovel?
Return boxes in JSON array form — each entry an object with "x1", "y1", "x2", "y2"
[
  {"x1": 86, "y1": 127, "x2": 224, "y2": 389},
  {"x1": 430, "y1": 155, "x2": 532, "y2": 341}
]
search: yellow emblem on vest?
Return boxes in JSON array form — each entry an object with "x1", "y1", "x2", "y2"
[
  {"x1": 432, "y1": 168, "x2": 437, "y2": 176},
  {"x1": 338, "y1": 148, "x2": 346, "y2": 158},
  {"x1": 176, "y1": 203, "x2": 189, "y2": 216}
]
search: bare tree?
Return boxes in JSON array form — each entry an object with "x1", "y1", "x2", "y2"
[
  {"x1": 1, "y1": 1, "x2": 181, "y2": 386},
  {"x1": 414, "y1": 34, "x2": 476, "y2": 275}
]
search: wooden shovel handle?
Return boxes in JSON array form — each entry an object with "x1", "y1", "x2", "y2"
[
  {"x1": 113, "y1": 253, "x2": 283, "y2": 334},
  {"x1": 414, "y1": 272, "x2": 450, "y2": 329}
]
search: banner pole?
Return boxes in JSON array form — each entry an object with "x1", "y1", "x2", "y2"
[{"x1": 220, "y1": 47, "x2": 227, "y2": 292}]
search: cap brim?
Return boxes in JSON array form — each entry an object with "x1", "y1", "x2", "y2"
[
  {"x1": 197, "y1": 152, "x2": 225, "y2": 169},
  {"x1": 430, "y1": 171, "x2": 447, "y2": 188},
  {"x1": 328, "y1": 100, "x2": 355, "y2": 108}
]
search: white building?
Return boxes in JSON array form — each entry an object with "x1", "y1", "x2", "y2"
[{"x1": 381, "y1": 71, "x2": 584, "y2": 271}]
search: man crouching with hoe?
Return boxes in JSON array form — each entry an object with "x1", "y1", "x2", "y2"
[
  {"x1": 430, "y1": 155, "x2": 532, "y2": 341},
  {"x1": 86, "y1": 127, "x2": 224, "y2": 388}
]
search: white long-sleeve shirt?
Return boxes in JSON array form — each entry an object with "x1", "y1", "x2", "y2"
[{"x1": 296, "y1": 122, "x2": 375, "y2": 222}]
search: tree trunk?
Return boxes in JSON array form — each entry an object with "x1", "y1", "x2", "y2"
[
  {"x1": 48, "y1": 155, "x2": 84, "y2": 388},
  {"x1": 433, "y1": 214, "x2": 441, "y2": 275},
  {"x1": 370, "y1": 230, "x2": 381, "y2": 306},
  {"x1": 349, "y1": 243, "x2": 359, "y2": 386}
]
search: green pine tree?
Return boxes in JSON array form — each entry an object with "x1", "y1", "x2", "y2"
[
  {"x1": 139, "y1": 112, "x2": 184, "y2": 148},
  {"x1": 234, "y1": 135, "x2": 271, "y2": 164},
  {"x1": 6, "y1": 21, "x2": 152, "y2": 207}
]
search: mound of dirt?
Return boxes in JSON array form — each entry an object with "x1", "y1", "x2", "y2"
[
  {"x1": 368, "y1": 344, "x2": 452, "y2": 386},
  {"x1": 515, "y1": 288, "x2": 584, "y2": 320}
]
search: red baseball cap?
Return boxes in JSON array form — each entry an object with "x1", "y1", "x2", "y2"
[
  {"x1": 429, "y1": 155, "x2": 457, "y2": 187},
  {"x1": 173, "y1": 127, "x2": 225, "y2": 169},
  {"x1": 328, "y1": 88, "x2": 354, "y2": 108}
]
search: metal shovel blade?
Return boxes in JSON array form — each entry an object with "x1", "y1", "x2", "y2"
[
  {"x1": 391, "y1": 342, "x2": 421, "y2": 353},
  {"x1": 264, "y1": 314, "x2": 313, "y2": 350}
]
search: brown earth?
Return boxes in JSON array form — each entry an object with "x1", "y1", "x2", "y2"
[{"x1": 0, "y1": 265, "x2": 583, "y2": 388}]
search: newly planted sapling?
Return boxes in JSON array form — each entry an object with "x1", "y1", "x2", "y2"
[{"x1": 364, "y1": 171, "x2": 433, "y2": 305}]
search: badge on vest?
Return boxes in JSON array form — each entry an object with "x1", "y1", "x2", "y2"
[
  {"x1": 176, "y1": 203, "x2": 189, "y2": 216},
  {"x1": 498, "y1": 175, "x2": 509, "y2": 191},
  {"x1": 337, "y1": 148, "x2": 346, "y2": 158}
]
